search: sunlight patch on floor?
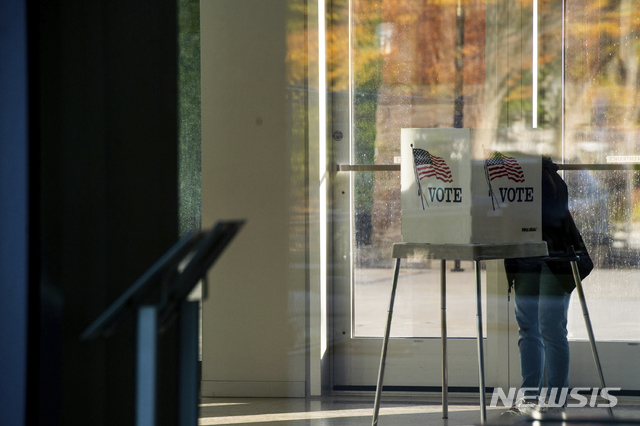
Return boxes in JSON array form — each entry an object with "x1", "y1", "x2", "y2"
[
  {"x1": 199, "y1": 402, "x2": 251, "y2": 408},
  {"x1": 199, "y1": 405, "x2": 479, "y2": 425}
]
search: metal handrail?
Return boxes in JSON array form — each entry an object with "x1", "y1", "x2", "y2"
[{"x1": 337, "y1": 163, "x2": 640, "y2": 172}]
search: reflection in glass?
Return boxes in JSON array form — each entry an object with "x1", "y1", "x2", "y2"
[
  {"x1": 566, "y1": 170, "x2": 640, "y2": 340},
  {"x1": 565, "y1": 1, "x2": 640, "y2": 162},
  {"x1": 351, "y1": 0, "x2": 640, "y2": 341}
]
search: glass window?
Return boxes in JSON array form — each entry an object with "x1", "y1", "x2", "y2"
[
  {"x1": 350, "y1": 0, "x2": 640, "y2": 341},
  {"x1": 352, "y1": 0, "x2": 488, "y2": 338},
  {"x1": 563, "y1": 0, "x2": 640, "y2": 341}
]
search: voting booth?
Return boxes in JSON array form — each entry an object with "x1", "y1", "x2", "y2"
[
  {"x1": 400, "y1": 128, "x2": 542, "y2": 245},
  {"x1": 373, "y1": 128, "x2": 551, "y2": 426},
  {"x1": 373, "y1": 129, "x2": 611, "y2": 425}
]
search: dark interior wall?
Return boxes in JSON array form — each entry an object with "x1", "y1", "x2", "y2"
[
  {"x1": 0, "y1": 1, "x2": 29, "y2": 426},
  {"x1": 35, "y1": 0, "x2": 179, "y2": 425}
]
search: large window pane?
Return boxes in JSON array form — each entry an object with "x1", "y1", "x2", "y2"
[
  {"x1": 566, "y1": 170, "x2": 640, "y2": 341},
  {"x1": 351, "y1": 0, "x2": 495, "y2": 338},
  {"x1": 565, "y1": 0, "x2": 640, "y2": 162},
  {"x1": 351, "y1": 0, "x2": 640, "y2": 341},
  {"x1": 563, "y1": 1, "x2": 640, "y2": 341},
  {"x1": 352, "y1": 0, "x2": 499, "y2": 338}
]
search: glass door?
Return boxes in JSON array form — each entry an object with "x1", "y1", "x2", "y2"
[
  {"x1": 331, "y1": 0, "x2": 640, "y2": 391},
  {"x1": 332, "y1": 0, "x2": 494, "y2": 390},
  {"x1": 560, "y1": 0, "x2": 640, "y2": 389}
]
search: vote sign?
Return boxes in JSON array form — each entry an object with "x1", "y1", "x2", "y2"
[{"x1": 401, "y1": 128, "x2": 542, "y2": 245}]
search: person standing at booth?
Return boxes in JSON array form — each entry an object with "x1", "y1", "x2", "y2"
[{"x1": 503, "y1": 156, "x2": 587, "y2": 417}]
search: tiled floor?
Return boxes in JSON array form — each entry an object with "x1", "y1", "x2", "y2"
[{"x1": 198, "y1": 393, "x2": 640, "y2": 426}]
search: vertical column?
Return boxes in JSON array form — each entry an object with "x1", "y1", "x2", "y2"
[
  {"x1": 0, "y1": 2, "x2": 28, "y2": 424},
  {"x1": 178, "y1": 301, "x2": 200, "y2": 426},
  {"x1": 137, "y1": 306, "x2": 158, "y2": 426},
  {"x1": 200, "y1": 0, "x2": 306, "y2": 398}
]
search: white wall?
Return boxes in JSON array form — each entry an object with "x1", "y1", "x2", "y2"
[{"x1": 200, "y1": 0, "x2": 308, "y2": 397}]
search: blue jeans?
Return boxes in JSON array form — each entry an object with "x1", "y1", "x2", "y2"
[{"x1": 512, "y1": 260, "x2": 572, "y2": 400}]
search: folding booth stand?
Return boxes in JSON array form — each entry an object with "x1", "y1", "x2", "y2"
[
  {"x1": 371, "y1": 242, "x2": 612, "y2": 426},
  {"x1": 80, "y1": 221, "x2": 244, "y2": 426}
]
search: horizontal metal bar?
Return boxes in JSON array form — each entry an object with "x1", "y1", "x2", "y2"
[
  {"x1": 558, "y1": 163, "x2": 640, "y2": 171},
  {"x1": 337, "y1": 163, "x2": 640, "y2": 172},
  {"x1": 336, "y1": 164, "x2": 400, "y2": 172}
]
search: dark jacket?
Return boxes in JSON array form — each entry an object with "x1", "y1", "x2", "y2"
[
  {"x1": 540, "y1": 157, "x2": 570, "y2": 256},
  {"x1": 505, "y1": 157, "x2": 579, "y2": 293}
]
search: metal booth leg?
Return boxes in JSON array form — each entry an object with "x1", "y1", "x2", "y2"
[
  {"x1": 372, "y1": 258, "x2": 402, "y2": 426},
  {"x1": 441, "y1": 259, "x2": 448, "y2": 419},
  {"x1": 570, "y1": 260, "x2": 614, "y2": 418},
  {"x1": 475, "y1": 260, "x2": 487, "y2": 424}
]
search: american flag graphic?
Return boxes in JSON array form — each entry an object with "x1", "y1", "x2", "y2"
[
  {"x1": 412, "y1": 148, "x2": 453, "y2": 183},
  {"x1": 484, "y1": 150, "x2": 525, "y2": 183}
]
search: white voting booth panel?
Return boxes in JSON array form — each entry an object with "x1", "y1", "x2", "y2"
[
  {"x1": 401, "y1": 128, "x2": 542, "y2": 245},
  {"x1": 371, "y1": 129, "x2": 547, "y2": 425}
]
